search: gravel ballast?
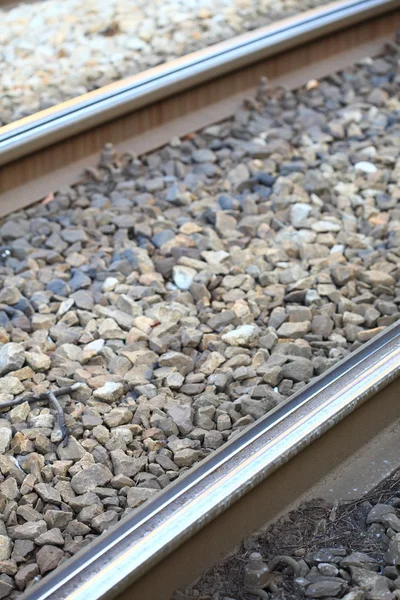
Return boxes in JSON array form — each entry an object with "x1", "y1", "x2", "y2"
[
  {"x1": 0, "y1": 37, "x2": 399, "y2": 597},
  {"x1": 0, "y1": 0, "x2": 333, "y2": 126}
]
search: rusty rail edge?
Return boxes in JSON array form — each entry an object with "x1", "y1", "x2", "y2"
[
  {"x1": 0, "y1": 0, "x2": 398, "y2": 167},
  {"x1": 22, "y1": 320, "x2": 400, "y2": 600}
]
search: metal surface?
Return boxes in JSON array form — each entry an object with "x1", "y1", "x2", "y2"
[
  {"x1": 0, "y1": 0, "x2": 397, "y2": 166},
  {"x1": 23, "y1": 322, "x2": 400, "y2": 600}
]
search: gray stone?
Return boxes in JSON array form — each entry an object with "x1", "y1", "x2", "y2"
[
  {"x1": 0, "y1": 343, "x2": 25, "y2": 376},
  {"x1": 261, "y1": 365, "x2": 282, "y2": 387},
  {"x1": 159, "y1": 351, "x2": 194, "y2": 375},
  {"x1": 281, "y1": 359, "x2": 313, "y2": 383},
  {"x1": 36, "y1": 545, "x2": 64, "y2": 575},
  {"x1": 36, "y1": 528, "x2": 65, "y2": 546},
  {"x1": 165, "y1": 372, "x2": 185, "y2": 389},
  {"x1": 268, "y1": 308, "x2": 287, "y2": 330},
  {"x1": 68, "y1": 269, "x2": 91, "y2": 291},
  {"x1": 381, "y1": 513, "x2": 400, "y2": 532},
  {"x1": 385, "y1": 533, "x2": 400, "y2": 566},
  {"x1": 127, "y1": 487, "x2": 157, "y2": 508},
  {"x1": 12, "y1": 520, "x2": 47, "y2": 541},
  {"x1": 259, "y1": 329, "x2": 278, "y2": 350},
  {"x1": 366, "y1": 504, "x2": 395, "y2": 524},
  {"x1": 280, "y1": 265, "x2": 308, "y2": 285},
  {"x1": 77, "y1": 504, "x2": 103, "y2": 524},
  {"x1": 277, "y1": 322, "x2": 310, "y2": 339},
  {"x1": 349, "y1": 566, "x2": 392, "y2": 597},
  {"x1": 166, "y1": 404, "x2": 193, "y2": 435},
  {"x1": 192, "y1": 148, "x2": 216, "y2": 163},
  {"x1": 203, "y1": 430, "x2": 223, "y2": 449},
  {"x1": 15, "y1": 563, "x2": 39, "y2": 591},
  {"x1": 57, "y1": 436, "x2": 86, "y2": 460},
  {"x1": 152, "y1": 230, "x2": 175, "y2": 248},
  {"x1": 47, "y1": 278, "x2": 70, "y2": 296},
  {"x1": 104, "y1": 408, "x2": 133, "y2": 428},
  {"x1": 0, "y1": 580, "x2": 13, "y2": 598},
  {"x1": 44, "y1": 510, "x2": 73, "y2": 530},
  {"x1": 0, "y1": 286, "x2": 22, "y2": 305},
  {"x1": 341, "y1": 591, "x2": 366, "y2": 600},
  {"x1": 331, "y1": 265, "x2": 355, "y2": 287},
  {"x1": 155, "y1": 454, "x2": 179, "y2": 472},
  {"x1": 0, "y1": 476, "x2": 19, "y2": 500},
  {"x1": 65, "y1": 521, "x2": 91, "y2": 536},
  {"x1": 110, "y1": 450, "x2": 147, "y2": 477},
  {"x1": 305, "y1": 579, "x2": 345, "y2": 597},
  {"x1": 318, "y1": 563, "x2": 339, "y2": 577},
  {"x1": 70, "y1": 464, "x2": 113, "y2": 494},
  {"x1": 216, "y1": 414, "x2": 231, "y2": 432},
  {"x1": 70, "y1": 289, "x2": 94, "y2": 309},
  {"x1": 208, "y1": 311, "x2": 236, "y2": 331},
  {"x1": 240, "y1": 397, "x2": 268, "y2": 420},
  {"x1": 358, "y1": 270, "x2": 395, "y2": 288},
  {"x1": 173, "y1": 448, "x2": 200, "y2": 468},
  {"x1": 312, "y1": 315, "x2": 334, "y2": 338},
  {"x1": 34, "y1": 483, "x2": 62, "y2": 505},
  {"x1": 92, "y1": 511, "x2": 119, "y2": 533},
  {"x1": 341, "y1": 552, "x2": 379, "y2": 571}
]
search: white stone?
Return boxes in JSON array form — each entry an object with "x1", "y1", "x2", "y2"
[
  {"x1": 311, "y1": 220, "x2": 341, "y2": 233},
  {"x1": 85, "y1": 339, "x2": 105, "y2": 352},
  {"x1": 57, "y1": 298, "x2": 75, "y2": 316},
  {"x1": 93, "y1": 382, "x2": 125, "y2": 404},
  {"x1": 172, "y1": 266, "x2": 196, "y2": 290},
  {"x1": 0, "y1": 535, "x2": 12, "y2": 561},
  {"x1": 201, "y1": 250, "x2": 230, "y2": 264},
  {"x1": 354, "y1": 161, "x2": 377, "y2": 173},
  {"x1": 221, "y1": 324, "x2": 259, "y2": 346},
  {"x1": 290, "y1": 203, "x2": 312, "y2": 227},
  {"x1": 330, "y1": 244, "x2": 345, "y2": 254},
  {"x1": 102, "y1": 277, "x2": 119, "y2": 292},
  {"x1": 0, "y1": 428, "x2": 12, "y2": 453},
  {"x1": 0, "y1": 343, "x2": 25, "y2": 376}
]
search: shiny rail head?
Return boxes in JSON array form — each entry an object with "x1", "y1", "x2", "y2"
[
  {"x1": 22, "y1": 320, "x2": 400, "y2": 600},
  {"x1": 0, "y1": 0, "x2": 398, "y2": 166}
]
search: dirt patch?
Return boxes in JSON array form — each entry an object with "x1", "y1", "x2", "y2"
[{"x1": 175, "y1": 469, "x2": 400, "y2": 599}]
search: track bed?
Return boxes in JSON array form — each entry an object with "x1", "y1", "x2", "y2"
[
  {"x1": 0, "y1": 10, "x2": 398, "y2": 600},
  {"x1": 0, "y1": 0, "x2": 333, "y2": 126}
]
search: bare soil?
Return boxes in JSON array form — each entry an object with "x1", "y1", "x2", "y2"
[{"x1": 175, "y1": 469, "x2": 400, "y2": 599}]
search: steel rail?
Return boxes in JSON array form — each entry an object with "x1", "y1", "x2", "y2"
[
  {"x1": 23, "y1": 321, "x2": 400, "y2": 600},
  {"x1": 0, "y1": 0, "x2": 397, "y2": 167}
]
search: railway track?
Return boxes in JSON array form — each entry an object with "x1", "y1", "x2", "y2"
[
  {"x1": 0, "y1": 0, "x2": 398, "y2": 215},
  {"x1": 23, "y1": 323, "x2": 400, "y2": 600},
  {"x1": 0, "y1": 0, "x2": 398, "y2": 598}
]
